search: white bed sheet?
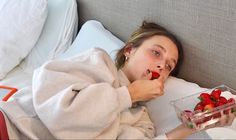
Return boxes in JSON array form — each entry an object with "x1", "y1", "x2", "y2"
[{"x1": 0, "y1": 67, "x2": 32, "y2": 89}]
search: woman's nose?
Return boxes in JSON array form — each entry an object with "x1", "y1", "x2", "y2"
[{"x1": 157, "y1": 63, "x2": 165, "y2": 70}]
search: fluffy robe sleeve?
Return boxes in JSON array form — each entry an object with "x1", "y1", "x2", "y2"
[{"x1": 32, "y1": 48, "x2": 156, "y2": 139}]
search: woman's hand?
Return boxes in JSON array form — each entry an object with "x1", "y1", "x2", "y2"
[
  {"x1": 166, "y1": 111, "x2": 235, "y2": 139},
  {"x1": 127, "y1": 73, "x2": 164, "y2": 103},
  {"x1": 203, "y1": 111, "x2": 235, "y2": 129}
]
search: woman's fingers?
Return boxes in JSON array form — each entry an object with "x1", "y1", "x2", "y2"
[
  {"x1": 226, "y1": 112, "x2": 235, "y2": 126},
  {"x1": 153, "y1": 76, "x2": 164, "y2": 95},
  {"x1": 206, "y1": 111, "x2": 235, "y2": 129},
  {"x1": 128, "y1": 70, "x2": 166, "y2": 103},
  {"x1": 142, "y1": 69, "x2": 152, "y2": 80},
  {"x1": 219, "y1": 113, "x2": 228, "y2": 126},
  {"x1": 218, "y1": 111, "x2": 235, "y2": 126}
]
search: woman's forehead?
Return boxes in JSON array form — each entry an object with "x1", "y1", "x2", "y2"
[{"x1": 140, "y1": 35, "x2": 178, "y2": 58}]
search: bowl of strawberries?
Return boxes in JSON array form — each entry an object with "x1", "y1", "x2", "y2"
[{"x1": 171, "y1": 85, "x2": 236, "y2": 130}]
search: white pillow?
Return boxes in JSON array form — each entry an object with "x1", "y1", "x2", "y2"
[
  {"x1": 20, "y1": 0, "x2": 78, "y2": 74},
  {"x1": 0, "y1": 0, "x2": 48, "y2": 79},
  {"x1": 57, "y1": 20, "x2": 125, "y2": 60}
]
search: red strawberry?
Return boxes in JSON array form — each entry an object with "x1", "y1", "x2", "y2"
[
  {"x1": 201, "y1": 97, "x2": 214, "y2": 106},
  {"x1": 195, "y1": 118, "x2": 205, "y2": 126},
  {"x1": 223, "y1": 98, "x2": 236, "y2": 114},
  {"x1": 227, "y1": 98, "x2": 235, "y2": 104},
  {"x1": 183, "y1": 110, "x2": 193, "y2": 120},
  {"x1": 210, "y1": 89, "x2": 222, "y2": 101},
  {"x1": 194, "y1": 102, "x2": 204, "y2": 112},
  {"x1": 195, "y1": 115, "x2": 207, "y2": 126},
  {"x1": 198, "y1": 93, "x2": 211, "y2": 101},
  {"x1": 151, "y1": 71, "x2": 160, "y2": 80},
  {"x1": 204, "y1": 114, "x2": 214, "y2": 122},
  {"x1": 212, "y1": 112, "x2": 221, "y2": 119},
  {"x1": 219, "y1": 96, "x2": 228, "y2": 104},
  {"x1": 204, "y1": 103, "x2": 215, "y2": 111},
  {"x1": 224, "y1": 109, "x2": 230, "y2": 114},
  {"x1": 215, "y1": 101, "x2": 224, "y2": 107}
]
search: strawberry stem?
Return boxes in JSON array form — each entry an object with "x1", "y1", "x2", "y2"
[{"x1": 198, "y1": 97, "x2": 202, "y2": 101}]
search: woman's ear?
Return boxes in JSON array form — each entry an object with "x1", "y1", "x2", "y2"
[{"x1": 123, "y1": 43, "x2": 135, "y2": 57}]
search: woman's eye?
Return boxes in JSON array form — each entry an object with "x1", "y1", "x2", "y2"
[
  {"x1": 152, "y1": 50, "x2": 160, "y2": 56},
  {"x1": 166, "y1": 64, "x2": 172, "y2": 71}
]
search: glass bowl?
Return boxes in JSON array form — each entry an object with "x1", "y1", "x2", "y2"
[{"x1": 170, "y1": 85, "x2": 236, "y2": 130}]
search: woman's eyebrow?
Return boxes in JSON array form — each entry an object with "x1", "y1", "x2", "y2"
[{"x1": 154, "y1": 44, "x2": 166, "y2": 52}]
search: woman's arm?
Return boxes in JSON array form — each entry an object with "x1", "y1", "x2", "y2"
[
  {"x1": 165, "y1": 124, "x2": 195, "y2": 139},
  {"x1": 117, "y1": 106, "x2": 155, "y2": 139},
  {"x1": 132, "y1": 106, "x2": 156, "y2": 138},
  {"x1": 32, "y1": 49, "x2": 132, "y2": 139}
]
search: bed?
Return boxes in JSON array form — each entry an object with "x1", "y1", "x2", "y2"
[
  {"x1": 0, "y1": 0, "x2": 236, "y2": 139},
  {"x1": 75, "y1": 0, "x2": 236, "y2": 139}
]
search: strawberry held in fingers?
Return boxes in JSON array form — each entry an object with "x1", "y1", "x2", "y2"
[{"x1": 151, "y1": 71, "x2": 160, "y2": 80}]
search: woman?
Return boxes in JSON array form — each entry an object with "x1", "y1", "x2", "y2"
[{"x1": 0, "y1": 21, "x2": 235, "y2": 139}]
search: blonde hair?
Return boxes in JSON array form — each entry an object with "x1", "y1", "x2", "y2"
[{"x1": 115, "y1": 21, "x2": 183, "y2": 76}]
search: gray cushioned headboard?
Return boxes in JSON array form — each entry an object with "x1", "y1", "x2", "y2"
[{"x1": 77, "y1": 0, "x2": 236, "y2": 89}]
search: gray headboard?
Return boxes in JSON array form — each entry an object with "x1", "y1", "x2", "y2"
[{"x1": 77, "y1": 0, "x2": 236, "y2": 89}]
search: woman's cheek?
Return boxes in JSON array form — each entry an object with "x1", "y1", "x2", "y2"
[
  {"x1": 163, "y1": 72, "x2": 170, "y2": 81},
  {"x1": 136, "y1": 67, "x2": 147, "y2": 80}
]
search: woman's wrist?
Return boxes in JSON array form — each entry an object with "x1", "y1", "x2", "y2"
[
  {"x1": 166, "y1": 124, "x2": 196, "y2": 139},
  {"x1": 127, "y1": 85, "x2": 137, "y2": 103}
]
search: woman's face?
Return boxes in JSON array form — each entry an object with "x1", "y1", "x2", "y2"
[{"x1": 122, "y1": 35, "x2": 179, "y2": 82}]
